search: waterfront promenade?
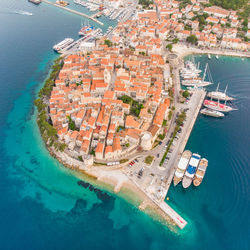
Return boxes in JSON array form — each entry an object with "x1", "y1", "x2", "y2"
[
  {"x1": 173, "y1": 44, "x2": 250, "y2": 58},
  {"x1": 163, "y1": 89, "x2": 207, "y2": 195},
  {"x1": 41, "y1": 0, "x2": 104, "y2": 26}
]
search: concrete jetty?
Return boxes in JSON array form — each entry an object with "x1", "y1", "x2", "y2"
[
  {"x1": 164, "y1": 89, "x2": 207, "y2": 195},
  {"x1": 41, "y1": 0, "x2": 104, "y2": 26},
  {"x1": 126, "y1": 172, "x2": 187, "y2": 229},
  {"x1": 91, "y1": 11, "x2": 102, "y2": 18},
  {"x1": 159, "y1": 201, "x2": 187, "y2": 229}
]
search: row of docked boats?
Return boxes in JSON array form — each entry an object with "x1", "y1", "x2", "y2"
[
  {"x1": 74, "y1": 0, "x2": 100, "y2": 11},
  {"x1": 173, "y1": 150, "x2": 208, "y2": 188},
  {"x1": 200, "y1": 83, "x2": 237, "y2": 117},
  {"x1": 181, "y1": 60, "x2": 213, "y2": 88}
]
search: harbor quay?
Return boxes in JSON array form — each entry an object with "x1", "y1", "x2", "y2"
[
  {"x1": 35, "y1": 0, "x2": 234, "y2": 230},
  {"x1": 41, "y1": 0, "x2": 104, "y2": 26},
  {"x1": 163, "y1": 89, "x2": 207, "y2": 195},
  {"x1": 124, "y1": 87, "x2": 206, "y2": 229}
]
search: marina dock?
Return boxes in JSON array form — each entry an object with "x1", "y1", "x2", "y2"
[
  {"x1": 91, "y1": 11, "x2": 102, "y2": 19},
  {"x1": 41, "y1": 0, "x2": 104, "y2": 26},
  {"x1": 164, "y1": 89, "x2": 207, "y2": 195}
]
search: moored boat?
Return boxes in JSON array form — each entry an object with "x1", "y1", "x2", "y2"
[
  {"x1": 79, "y1": 24, "x2": 94, "y2": 36},
  {"x1": 56, "y1": 1, "x2": 69, "y2": 7},
  {"x1": 207, "y1": 83, "x2": 234, "y2": 101},
  {"x1": 53, "y1": 38, "x2": 74, "y2": 52},
  {"x1": 28, "y1": 0, "x2": 41, "y2": 4},
  {"x1": 181, "y1": 63, "x2": 213, "y2": 87},
  {"x1": 208, "y1": 54, "x2": 211, "y2": 59},
  {"x1": 182, "y1": 79, "x2": 212, "y2": 87},
  {"x1": 193, "y1": 158, "x2": 208, "y2": 186},
  {"x1": 182, "y1": 153, "x2": 201, "y2": 188},
  {"x1": 203, "y1": 99, "x2": 235, "y2": 112},
  {"x1": 200, "y1": 108, "x2": 224, "y2": 117},
  {"x1": 173, "y1": 150, "x2": 192, "y2": 186},
  {"x1": 207, "y1": 91, "x2": 234, "y2": 101}
]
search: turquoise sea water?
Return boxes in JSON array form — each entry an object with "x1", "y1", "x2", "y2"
[{"x1": 0, "y1": 1, "x2": 250, "y2": 249}]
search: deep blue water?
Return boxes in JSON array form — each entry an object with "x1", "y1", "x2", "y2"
[{"x1": 0, "y1": 1, "x2": 250, "y2": 249}]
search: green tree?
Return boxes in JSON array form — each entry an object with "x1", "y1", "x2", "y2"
[
  {"x1": 104, "y1": 39, "x2": 113, "y2": 47},
  {"x1": 184, "y1": 24, "x2": 192, "y2": 31},
  {"x1": 67, "y1": 116, "x2": 77, "y2": 131},
  {"x1": 182, "y1": 90, "x2": 190, "y2": 98},
  {"x1": 172, "y1": 38, "x2": 179, "y2": 44},
  {"x1": 187, "y1": 35, "x2": 198, "y2": 44},
  {"x1": 90, "y1": 149, "x2": 95, "y2": 156},
  {"x1": 242, "y1": 26, "x2": 248, "y2": 32},
  {"x1": 166, "y1": 43, "x2": 173, "y2": 51}
]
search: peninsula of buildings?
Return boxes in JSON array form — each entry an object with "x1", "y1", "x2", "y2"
[{"x1": 35, "y1": 0, "x2": 249, "y2": 230}]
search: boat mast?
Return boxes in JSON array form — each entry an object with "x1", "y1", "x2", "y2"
[
  {"x1": 224, "y1": 84, "x2": 228, "y2": 94},
  {"x1": 203, "y1": 63, "x2": 208, "y2": 81},
  {"x1": 216, "y1": 82, "x2": 220, "y2": 92}
]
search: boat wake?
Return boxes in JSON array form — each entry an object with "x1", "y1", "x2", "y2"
[
  {"x1": 15, "y1": 10, "x2": 33, "y2": 16},
  {"x1": 0, "y1": 8, "x2": 33, "y2": 16}
]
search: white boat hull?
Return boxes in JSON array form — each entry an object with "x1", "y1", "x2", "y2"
[
  {"x1": 203, "y1": 104, "x2": 233, "y2": 112},
  {"x1": 207, "y1": 92, "x2": 234, "y2": 101},
  {"x1": 182, "y1": 176, "x2": 192, "y2": 188},
  {"x1": 182, "y1": 81, "x2": 212, "y2": 87},
  {"x1": 200, "y1": 108, "x2": 224, "y2": 117}
]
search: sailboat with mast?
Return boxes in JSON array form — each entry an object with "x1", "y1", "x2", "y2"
[
  {"x1": 182, "y1": 63, "x2": 213, "y2": 87},
  {"x1": 78, "y1": 20, "x2": 94, "y2": 36},
  {"x1": 207, "y1": 83, "x2": 234, "y2": 101},
  {"x1": 203, "y1": 97, "x2": 236, "y2": 112}
]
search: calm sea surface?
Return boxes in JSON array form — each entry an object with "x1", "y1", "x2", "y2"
[{"x1": 0, "y1": 1, "x2": 249, "y2": 249}]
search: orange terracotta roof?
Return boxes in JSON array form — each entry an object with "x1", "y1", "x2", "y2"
[{"x1": 125, "y1": 115, "x2": 140, "y2": 129}]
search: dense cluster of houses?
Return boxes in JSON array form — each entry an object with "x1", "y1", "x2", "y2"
[
  {"x1": 49, "y1": 0, "x2": 249, "y2": 163},
  {"x1": 118, "y1": 0, "x2": 249, "y2": 51},
  {"x1": 49, "y1": 44, "x2": 171, "y2": 161}
]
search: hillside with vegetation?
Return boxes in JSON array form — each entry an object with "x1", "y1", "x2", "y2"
[
  {"x1": 209, "y1": 0, "x2": 248, "y2": 11},
  {"x1": 208, "y1": 0, "x2": 250, "y2": 22}
]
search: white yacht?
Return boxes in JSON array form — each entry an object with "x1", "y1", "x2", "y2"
[
  {"x1": 182, "y1": 153, "x2": 201, "y2": 188},
  {"x1": 200, "y1": 108, "x2": 224, "y2": 117},
  {"x1": 173, "y1": 150, "x2": 192, "y2": 186},
  {"x1": 207, "y1": 83, "x2": 234, "y2": 101}
]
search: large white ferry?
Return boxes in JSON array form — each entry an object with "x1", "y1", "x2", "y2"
[
  {"x1": 53, "y1": 38, "x2": 74, "y2": 52},
  {"x1": 182, "y1": 153, "x2": 201, "y2": 188},
  {"x1": 173, "y1": 150, "x2": 192, "y2": 186}
]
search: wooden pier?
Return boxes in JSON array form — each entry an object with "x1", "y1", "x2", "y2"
[{"x1": 41, "y1": 0, "x2": 104, "y2": 26}]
